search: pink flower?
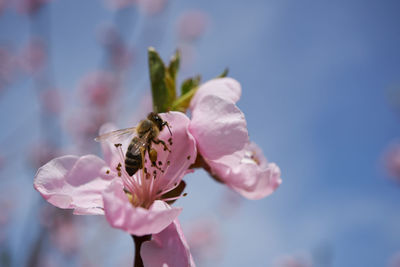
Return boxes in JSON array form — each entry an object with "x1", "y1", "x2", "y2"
[
  {"x1": 40, "y1": 88, "x2": 63, "y2": 114},
  {"x1": 79, "y1": 71, "x2": 119, "y2": 107},
  {"x1": 383, "y1": 141, "x2": 400, "y2": 182},
  {"x1": 14, "y1": 0, "x2": 51, "y2": 14},
  {"x1": 185, "y1": 219, "x2": 221, "y2": 263},
  {"x1": 274, "y1": 254, "x2": 312, "y2": 267},
  {"x1": 138, "y1": 0, "x2": 167, "y2": 15},
  {"x1": 177, "y1": 10, "x2": 209, "y2": 42},
  {"x1": 103, "y1": 0, "x2": 136, "y2": 10},
  {"x1": 0, "y1": 46, "x2": 17, "y2": 90},
  {"x1": 189, "y1": 78, "x2": 281, "y2": 199},
  {"x1": 34, "y1": 112, "x2": 197, "y2": 235},
  {"x1": 19, "y1": 38, "x2": 46, "y2": 74},
  {"x1": 141, "y1": 220, "x2": 195, "y2": 267}
]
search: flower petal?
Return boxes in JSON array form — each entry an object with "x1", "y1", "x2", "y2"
[
  {"x1": 102, "y1": 180, "x2": 182, "y2": 236},
  {"x1": 34, "y1": 155, "x2": 115, "y2": 215},
  {"x1": 190, "y1": 94, "x2": 248, "y2": 160},
  {"x1": 157, "y1": 111, "x2": 197, "y2": 189},
  {"x1": 190, "y1": 78, "x2": 241, "y2": 108},
  {"x1": 208, "y1": 142, "x2": 282, "y2": 200},
  {"x1": 141, "y1": 220, "x2": 195, "y2": 267}
]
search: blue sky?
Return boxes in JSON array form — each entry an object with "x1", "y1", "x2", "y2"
[{"x1": 1, "y1": 0, "x2": 400, "y2": 266}]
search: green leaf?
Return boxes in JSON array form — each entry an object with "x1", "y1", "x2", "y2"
[
  {"x1": 164, "y1": 50, "x2": 180, "y2": 104},
  {"x1": 168, "y1": 50, "x2": 180, "y2": 82},
  {"x1": 218, "y1": 68, "x2": 229, "y2": 78},
  {"x1": 181, "y1": 75, "x2": 201, "y2": 95},
  {"x1": 148, "y1": 47, "x2": 176, "y2": 113},
  {"x1": 171, "y1": 75, "x2": 201, "y2": 112}
]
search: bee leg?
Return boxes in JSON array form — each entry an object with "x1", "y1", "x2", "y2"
[
  {"x1": 140, "y1": 146, "x2": 146, "y2": 171},
  {"x1": 147, "y1": 144, "x2": 164, "y2": 173},
  {"x1": 152, "y1": 139, "x2": 171, "y2": 152}
]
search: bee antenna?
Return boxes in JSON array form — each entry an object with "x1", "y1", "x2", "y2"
[{"x1": 163, "y1": 122, "x2": 172, "y2": 136}]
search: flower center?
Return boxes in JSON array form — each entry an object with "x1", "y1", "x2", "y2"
[
  {"x1": 241, "y1": 150, "x2": 260, "y2": 165},
  {"x1": 109, "y1": 141, "x2": 185, "y2": 209}
]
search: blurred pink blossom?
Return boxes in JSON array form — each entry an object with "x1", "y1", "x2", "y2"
[
  {"x1": 14, "y1": 0, "x2": 52, "y2": 14},
  {"x1": 178, "y1": 43, "x2": 196, "y2": 70},
  {"x1": 141, "y1": 220, "x2": 195, "y2": 267},
  {"x1": 177, "y1": 10, "x2": 209, "y2": 42},
  {"x1": 19, "y1": 38, "x2": 46, "y2": 75},
  {"x1": 79, "y1": 71, "x2": 119, "y2": 107},
  {"x1": 383, "y1": 142, "x2": 400, "y2": 182},
  {"x1": 109, "y1": 41, "x2": 134, "y2": 71},
  {"x1": 34, "y1": 112, "x2": 196, "y2": 236},
  {"x1": 389, "y1": 251, "x2": 400, "y2": 267},
  {"x1": 138, "y1": 0, "x2": 167, "y2": 15},
  {"x1": 0, "y1": 46, "x2": 17, "y2": 91},
  {"x1": 0, "y1": 0, "x2": 7, "y2": 15},
  {"x1": 189, "y1": 78, "x2": 281, "y2": 199},
  {"x1": 66, "y1": 109, "x2": 109, "y2": 151},
  {"x1": 40, "y1": 89, "x2": 63, "y2": 114},
  {"x1": 50, "y1": 218, "x2": 80, "y2": 254},
  {"x1": 274, "y1": 254, "x2": 312, "y2": 267},
  {"x1": 185, "y1": 219, "x2": 222, "y2": 263},
  {"x1": 96, "y1": 25, "x2": 134, "y2": 71},
  {"x1": 0, "y1": 154, "x2": 4, "y2": 171},
  {"x1": 103, "y1": 0, "x2": 136, "y2": 10}
]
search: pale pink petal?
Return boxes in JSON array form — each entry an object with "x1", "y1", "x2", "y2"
[
  {"x1": 103, "y1": 180, "x2": 182, "y2": 236},
  {"x1": 208, "y1": 142, "x2": 281, "y2": 200},
  {"x1": 157, "y1": 112, "x2": 197, "y2": 188},
  {"x1": 141, "y1": 220, "x2": 195, "y2": 267},
  {"x1": 34, "y1": 155, "x2": 116, "y2": 215},
  {"x1": 190, "y1": 78, "x2": 241, "y2": 109},
  {"x1": 189, "y1": 94, "x2": 248, "y2": 160}
]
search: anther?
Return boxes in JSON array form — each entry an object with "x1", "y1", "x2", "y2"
[
  {"x1": 106, "y1": 170, "x2": 110, "y2": 174},
  {"x1": 114, "y1": 143, "x2": 122, "y2": 148}
]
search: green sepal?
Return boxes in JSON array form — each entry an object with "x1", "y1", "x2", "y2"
[
  {"x1": 171, "y1": 75, "x2": 201, "y2": 112},
  {"x1": 218, "y1": 68, "x2": 229, "y2": 78},
  {"x1": 148, "y1": 47, "x2": 176, "y2": 113},
  {"x1": 162, "y1": 180, "x2": 186, "y2": 205},
  {"x1": 164, "y1": 50, "x2": 180, "y2": 105},
  {"x1": 167, "y1": 50, "x2": 180, "y2": 83}
]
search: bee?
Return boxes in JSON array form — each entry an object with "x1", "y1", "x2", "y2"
[{"x1": 95, "y1": 112, "x2": 172, "y2": 176}]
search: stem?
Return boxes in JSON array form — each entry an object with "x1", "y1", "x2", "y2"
[{"x1": 132, "y1": 234, "x2": 151, "y2": 267}]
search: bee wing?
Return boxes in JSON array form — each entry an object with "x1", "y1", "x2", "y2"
[
  {"x1": 94, "y1": 127, "x2": 136, "y2": 143},
  {"x1": 128, "y1": 131, "x2": 154, "y2": 155}
]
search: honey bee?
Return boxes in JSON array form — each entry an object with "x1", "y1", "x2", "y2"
[{"x1": 95, "y1": 112, "x2": 172, "y2": 176}]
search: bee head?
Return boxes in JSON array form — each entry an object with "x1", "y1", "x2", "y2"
[
  {"x1": 148, "y1": 112, "x2": 172, "y2": 136},
  {"x1": 148, "y1": 112, "x2": 164, "y2": 130}
]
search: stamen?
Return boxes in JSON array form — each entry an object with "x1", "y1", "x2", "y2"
[{"x1": 162, "y1": 193, "x2": 187, "y2": 202}]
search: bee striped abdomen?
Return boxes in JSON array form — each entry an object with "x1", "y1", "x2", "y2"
[{"x1": 125, "y1": 138, "x2": 144, "y2": 176}]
